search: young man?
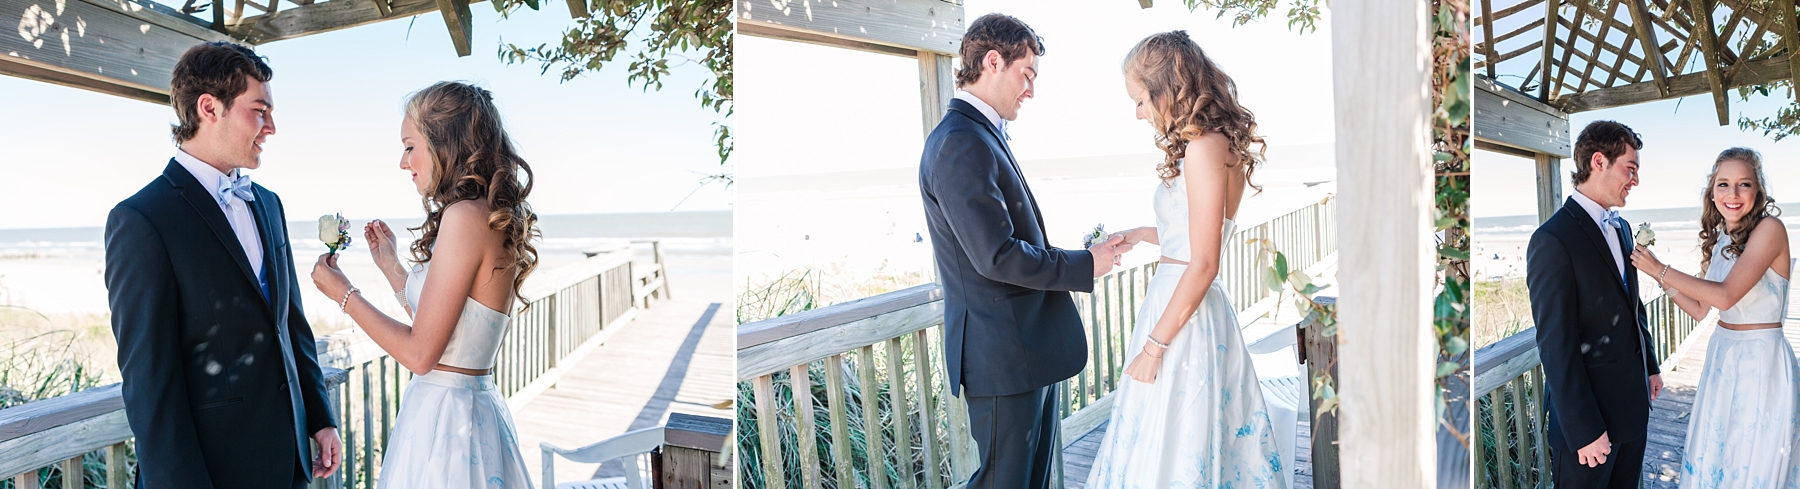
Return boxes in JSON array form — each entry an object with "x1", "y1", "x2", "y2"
[
  {"x1": 917, "y1": 13, "x2": 1129, "y2": 489},
  {"x1": 1527, "y1": 119, "x2": 1661, "y2": 488},
  {"x1": 105, "y1": 41, "x2": 341, "y2": 489}
]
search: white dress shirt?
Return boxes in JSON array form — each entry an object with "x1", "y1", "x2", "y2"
[
  {"x1": 954, "y1": 90, "x2": 1010, "y2": 140},
  {"x1": 174, "y1": 149, "x2": 264, "y2": 283},
  {"x1": 1570, "y1": 189, "x2": 1625, "y2": 280}
]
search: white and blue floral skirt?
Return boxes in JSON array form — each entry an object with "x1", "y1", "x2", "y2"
[
  {"x1": 1681, "y1": 326, "x2": 1800, "y2": 488},
  {"x1": 378, "y1": 370, "x2": 533, "y2": 489},
  {"x1": 1086, "y1": 264, "x2": 1287, "y2": 488}
]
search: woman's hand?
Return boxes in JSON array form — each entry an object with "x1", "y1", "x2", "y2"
[
  {"x1": 1123, "y1": 341, "x2": 1166, "y2": 384},
  {"x1": 311, "y1": 253, "x2": 352, "y2": 301},
  {"x1": 1112, "y1": 226, "x2": 1153, "y2": 246},
  {"x1": 1630, "y1": 245, "x2": 1667, "y2": 285},
  {"x1": 364, "y1": 220, "x2": 405, "y2": 291}
]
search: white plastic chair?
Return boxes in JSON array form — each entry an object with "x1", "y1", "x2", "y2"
[{"x1": 541, "y1": 426, "x2": 665, "y2": 489}]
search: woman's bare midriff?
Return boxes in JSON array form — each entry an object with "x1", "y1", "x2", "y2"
[
  {"x1": 1719, "y1": 321, "x2": 1783, "y2": 331},
  {"x1": 434, "y1": 364, "x2": 492, "y2": 375}
]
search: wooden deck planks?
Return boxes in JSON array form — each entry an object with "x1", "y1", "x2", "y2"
[{"x1": 511, "y1": 264, "x2": 734, "y2": 487}]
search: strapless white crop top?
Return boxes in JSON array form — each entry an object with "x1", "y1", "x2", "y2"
[
  {"x1": 1154, "y1": 159, "x2": 1236, "y2": 262},
  {"x1": 1703, "y1": 235, "x2": 1789, "y2": 324},
  {"x1": 404, "y1": 260, "x2": 511, "y2": 370}
]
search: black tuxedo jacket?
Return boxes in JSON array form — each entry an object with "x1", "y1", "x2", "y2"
[
  {"x1": 919, "y1": 98, "x2": 1095, "y2": 398},
  {"x1": 104, "y1": 160, "x2": 334, "y2": 489},
  {"x1": 1527, "y1": 196, "x2": 1660, "y2": 449}
]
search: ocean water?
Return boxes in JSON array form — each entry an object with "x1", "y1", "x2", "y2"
[
  {"x1": 735, "y1": 144, "x2": 1338, "y2": 297},
  {"x1": 0, "y1": 210, "x2": 731, "y2": 314},
  {"x1": 1472, "y1": 203, "x2": 1800, "y2": 284}
]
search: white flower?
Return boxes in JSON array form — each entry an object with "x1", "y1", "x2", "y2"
[
  {"x1": 318, "y1": 213, "x2": 352, "y2": 254},
  {"x1": 1082, "y1": 223, "x2": 1107, "y2": 248},
  {"x1": 1634, "y1": 222, "x2": 1656, "y2": 247}
]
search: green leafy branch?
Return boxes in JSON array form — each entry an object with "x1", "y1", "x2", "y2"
[
  {"x1": 1433, "y1": 0, "x2": 1473, "y2": 448},
  {"x1": 1248, "y1": 234, "x2": 1338, "y2": 418},
  {"x1": 494, "y1": 0, "x2": 734, "y2": 163}
]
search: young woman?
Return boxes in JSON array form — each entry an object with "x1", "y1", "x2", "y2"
[
  {"x1": 1630, "y1": 147, "x2": 1800, "y2": 487},
  {"x1": 1084, "y1": 31, "x2": 1286, "y2": 488},
  {"x1": 311, "y1": 81, "x2": 540, "y2": 488}
]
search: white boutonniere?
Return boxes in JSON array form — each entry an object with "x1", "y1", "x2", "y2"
[
  {"x1": 1634, "y1": 222, "x2": 1656, "y2": 247},
  {"x1": 1081, "y1": 223, "x2": 1107, "y2": 249},
  {"x1": 318, "y1": 213, "x2": 353, "y2": 256}
]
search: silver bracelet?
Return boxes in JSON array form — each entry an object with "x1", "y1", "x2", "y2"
[
  {"x1": 340, "y1": 287, "x2": 360, "y2": 313},
  {"x1": 1659, "y1": 264, "x2": 1671, "y2": 286},
  {"x1": 1146, "y1": 336, "x2": 1170, "y2": 349}
]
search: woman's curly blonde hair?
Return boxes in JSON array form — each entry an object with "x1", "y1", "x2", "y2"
[
  {"x1": 404, "y1": 81, "x2": 542, "y2": 311},
  {"x1": 1123, "y1": 30, "x2": 1266, "y2": 190}
]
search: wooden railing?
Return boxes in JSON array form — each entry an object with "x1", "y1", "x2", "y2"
[
  {"x1": 0, "y1": 241, "x2": 670, "y2": 489},
  {"x1": 735, "y1": 199, "x2": 1337, "y2": 489},
  {"x1": 1472, "y1": 291, "x2": 1701, "y2": 489}
]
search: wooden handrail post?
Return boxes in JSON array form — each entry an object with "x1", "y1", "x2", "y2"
[
  {"x1": 313, "y1": 366, "x2": 350, "y2": 489},
  {"x1": 660, "y1": 412, "x2": 732, "y2": 489},
  {"x1": 1302, "y1": 297, "x2": 1340, "y2": 488},
  {"x1": 653, "y1": 240, "x2": 672, "y2": 301}
]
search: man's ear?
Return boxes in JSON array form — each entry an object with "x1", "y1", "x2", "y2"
[
  {"x1": 1590, "y1": 151, "x2": 1610, "y2": 173},
  {"x1": 984, "y1": 49, "x2": 1004, "y2": 75},
  {"x1": 196, "y1": 93, "x2": 222, "y2": 125}
]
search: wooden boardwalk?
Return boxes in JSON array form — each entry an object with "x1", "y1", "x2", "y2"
[
  {"x1": 512, "y1": 266, "x2": 734, "y2": 486},
  {"x1": 1630, "y1": 287, "x2": 1800, "y2": 487}
]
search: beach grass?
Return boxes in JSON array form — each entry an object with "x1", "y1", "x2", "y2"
[
  {"x1": 0, "y1": 306, "x2": 133, "y2": 489},
  {"x1": 1473, "y1": 279, "x2": 1532, "y2": 350}
]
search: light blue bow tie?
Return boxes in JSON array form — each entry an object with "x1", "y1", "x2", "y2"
[
  {"x1": 1602, "y1": 210, "x2": 1621, "y2": 225},
  {"x1": 217, "y1": 174, "x2": 255, "y2": 205}
]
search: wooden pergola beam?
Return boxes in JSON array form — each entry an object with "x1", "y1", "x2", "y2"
[
  {"x1": 1686, "y1": 0, "x2": 1730, "y2": 125},
  {"x1": 1784, "y1": 0, "x2": 1800, "y2": 104},
  {"x1": 0, "y1": 0, "x2": 233, "y2": 105},
  {"x1": 1558, "y1": 52, "x2": 1792, "y2": 111},
  {"x1": 1474, "y1": 75, "x2": 1572, "y2": 157},
  {"x1": 222, "y1": 0, "x2": 489, "y2": 46},
  {"x1": 1625, "y1": 0, "x2": 1671, "y2": 95},
  {"x1": 1541, "y1": 0, "x2": 1559, "y2": 100},
  {"x1": 435, "y1": 0, "x2": 473, "y2": 56},
  {"x1": 1482, "y1": 0, "x2": 1499, "y2": 78},
  {"x1": 737, "y1": 0, "x2": 964, "y2": 56}
]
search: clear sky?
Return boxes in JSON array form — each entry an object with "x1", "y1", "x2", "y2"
[
  {"x1": 1472, "y1": 93, "x2": 1800, "y2": 218},
  {"x1": 735, "y1": 0, "x2": 1335, "y2": 179},
  {"x1": 0, "y1": 2, "x2": 730, "y2": 230}
]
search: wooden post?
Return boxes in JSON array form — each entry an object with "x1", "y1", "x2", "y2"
[
  {"x1": 660, "y1": 413, "x2": 732, "y2": 489},
  {"x1": 107, "y1": 442, "x2": 129, "y2": 488},
  {"x1": 919, "y1": 52, "x2": 955, "y2": 134},
  {"x1": 1301, "y1": 298, "x2": 1340, "y2": 488},
  {"x1": 1535, "y1": 154, "x2": 1563, "y2": 224},
  {"x1": 1331, "y1": 0, "x2": 1435, "y2": 486},
  {"x1": 653, "y1": 240, "x2": 672, "y2": 301}
]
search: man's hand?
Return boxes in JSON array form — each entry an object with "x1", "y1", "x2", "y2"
[
  {"x1": 312, "y1": 427, "x2": 342, "y2": 478},
  {"x1": 1089, "y1": 234, "x2": 1126, "y2": 277},
  {"x1": 1577, "y1": 431, "x2": 1611, "y2": 468},
  {"x1": 1650, "y1": 374, "x2": 1663, "y2": 401}
]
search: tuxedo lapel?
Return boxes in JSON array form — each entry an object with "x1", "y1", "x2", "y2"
[
  {"x1": 947, "y1": 100, "x2": 1052, "y2": 242},
  {"x1": 1561, "y1": 198, "x2": 1629, "y2": 298},
  {"x1": 250, "y1": 187, "x2": 284, "y2": 313},
  {"x1": 164, "y1": 161, "x2": 262, "y2": 296},
  {"x1": 1617, "y1": 218, "x2": 1639, "y2": 297}
]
